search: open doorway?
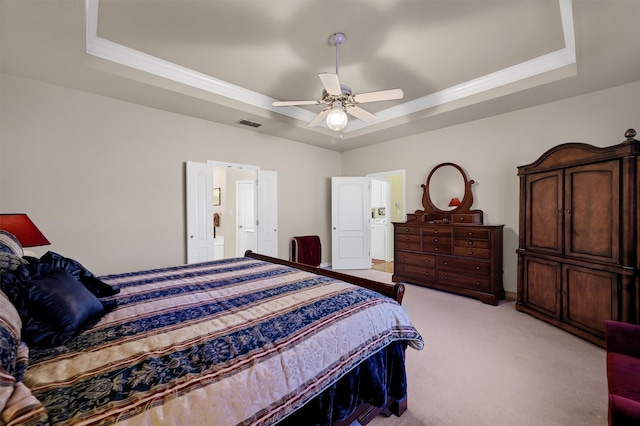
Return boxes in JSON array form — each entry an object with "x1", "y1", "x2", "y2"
[
  {"x1": 211, "y1": 163, "x2": 258, "y2": 259},
  {"x1": 367, "y1": 170, "x2": 405, "y2": 271},
  {"x1": 186, "y1": 161, "x2": 277, "y2": 263}
]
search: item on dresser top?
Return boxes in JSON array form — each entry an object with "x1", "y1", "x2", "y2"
[{"x1": 392, "y1": 162, "x2": 504, "y2": 305}]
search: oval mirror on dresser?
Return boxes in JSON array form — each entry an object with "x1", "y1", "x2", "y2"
[
  {"x1": 426, "y1": 163, "x2": 466, "y2": 212},
  {"x1": 420, "y1": 162, "x2": 480, "y2": 223}
]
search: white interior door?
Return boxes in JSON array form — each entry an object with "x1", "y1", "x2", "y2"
[
  {"x1": 236, "y1": 180, "x2": 257, "y2": 256},
  {"x1": 257, "y1": 170, "x2": 278, "y2": 257},
  {"x1": 331, "y1": 177, "x2": 371, "y2": 269},
  {"x1": 186, "y1": 161, "x2": 214, "y2": 264}
]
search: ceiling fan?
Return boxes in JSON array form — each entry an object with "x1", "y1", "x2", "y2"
[{"x1": 271, "y1": 32, "x2": 404, "y2": 132}]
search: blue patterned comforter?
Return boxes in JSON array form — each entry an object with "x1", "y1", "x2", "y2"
[{"x1": 22, "y1": 257, "x2": 423, "y2": 425}]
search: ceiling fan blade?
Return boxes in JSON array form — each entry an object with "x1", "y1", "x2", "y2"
[
  {"x1": 346, "y1": 106, "x2": 377, "y2": 123},
  {"x1": 318, "y1": 73, "x2": 342, "y2": 96},
  {"x1": 272, "y1": 100, "x2": 321, "y2": 107},
  {"x1": 307, "y1": 108, "x2": 331, "y2": 127},
  {"x1": 353, "y1": 88, "x2": 404, "y2": 104}
]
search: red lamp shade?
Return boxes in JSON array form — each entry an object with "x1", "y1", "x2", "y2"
[
  {"x1": 448, "y1": 197, "x2": 462, "y2": 207},
  {"x1": 0, "y1": 214, "x2": 50, "y2": 247}
]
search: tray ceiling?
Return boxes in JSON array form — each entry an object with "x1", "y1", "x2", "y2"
[{"x1": 2, "y1": 0, "x2": 639, "y2": 151}]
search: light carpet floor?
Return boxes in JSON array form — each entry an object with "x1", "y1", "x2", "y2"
[{"x1": 336, "y1": 268, "x2": 607, "y2": 426}]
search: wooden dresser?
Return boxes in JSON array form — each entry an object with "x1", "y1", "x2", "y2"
[
  {"x1": 392, "y1": 163, "x2": 505, "y2": 305},
  {"x1": 516, "y1": 129, "x2": 640, "y2": 347}
]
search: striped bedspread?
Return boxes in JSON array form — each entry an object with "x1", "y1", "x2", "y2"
[{"x1": 23, "y1": 257, "x2": 423, "y2": 425}]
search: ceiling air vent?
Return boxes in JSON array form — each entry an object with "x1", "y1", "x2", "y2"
[{"x1": 238, "y1": 119, "x2": 262, "y2": 128}]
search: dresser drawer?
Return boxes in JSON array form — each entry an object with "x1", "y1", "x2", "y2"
[
  {"x1": 422, "y1": 227, "x2": 451, "y2": 237},
  {"x1": 423, "y1": 235, "x2": 451, "y2": 245},
  {"x1": 396, "y1": 251, "x2": 436, "y2": 267},
  {"x1": 395, "y1": 225, "x2": 421, "y2": 235},
  {"x1": 451, "y1": 214, "x2": 482, "y2": 224},
  {"x1": 454, "y1": 239, "x2": 490, "y2": 250},
  {"x1": 438, "y1": 271, "x2": 490, "y2": 292},
  {"x1": 438, "y1": 256, "x2": 490, "y2": 277},
  {"x1": 453, "y1": 228, "x2": 490, "y2": 239},
  {"x1": 454, "y1": 246, "x2": 490, "y2": 259},
  {"x1": 422, "y1": 243, "x2": 452, "y2": 255},
  {"x1": 396, "y1": 263, "x2": 436, "y2": 282},
  {"x1": 395, "y1": 234, "x2": 421, "y2": 251}
]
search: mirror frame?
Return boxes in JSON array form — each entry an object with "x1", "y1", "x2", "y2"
[
  {"x1": 422, "y1": 163, "x2": 471, "y2": 213},
  {"x1": 417, "y1": 162, "x2": 482, "y2": 222}
]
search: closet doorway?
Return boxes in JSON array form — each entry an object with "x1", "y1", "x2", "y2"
[
  {"x1": 367, "y1": 169, "x2": 405, "y2": 267},
  {"x1": 211, "y1": 163, "x2": 259, "y2": 259},
  {"x1": 209, "y1": 161, "x2": 278, "y2": 259},
  {"x1": 186, "y1": 161, "x2": 277, "y2": 263}
]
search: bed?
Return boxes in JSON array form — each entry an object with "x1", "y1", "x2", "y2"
[{"x1": 0, "y1": 241, "x2": 423, "y2": 426}]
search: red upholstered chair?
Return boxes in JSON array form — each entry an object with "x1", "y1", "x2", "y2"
[
  {"x1": 605, "y1": 320, "x2": 640, "y2": 425},
  {"x1": 290, "y1": 236, "x2": 321, "y2": 267}
]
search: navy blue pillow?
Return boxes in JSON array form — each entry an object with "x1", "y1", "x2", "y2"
[
  {"x1": 30, "y1": 251, "x2": 120, "y2": 297},
  {"x1": 20, "y1": 269, "x2": 104, "y2": 346}
]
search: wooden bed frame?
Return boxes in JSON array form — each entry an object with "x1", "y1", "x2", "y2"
[
  {"x1": 245, "y1": 251, "x2": 405, "y2": 304},
  {"x1": 244, "y1": 251, "x2": 409, "y2": 424}
]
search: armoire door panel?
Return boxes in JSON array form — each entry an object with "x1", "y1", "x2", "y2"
[
  {"x1": 565, "y1": 161, "x2": 620, "y2": 262},
  {"x1": 526, "y1": 170, "x2": 563, "y2": 254},
  {"x1": 524, "y1": 257, "x2": 561, "y2": 318},
  {"x1": 563, "y1": 264, "x2": 617, "y2": 335}
]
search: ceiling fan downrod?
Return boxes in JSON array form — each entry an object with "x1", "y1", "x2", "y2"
[{"x1": 329, "y1": 32, "x2": 346, "y2": 77}]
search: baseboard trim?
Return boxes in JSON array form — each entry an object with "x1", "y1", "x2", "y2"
[{"x1": 505, "y1": 291, "x2": 516, "y2": 301}]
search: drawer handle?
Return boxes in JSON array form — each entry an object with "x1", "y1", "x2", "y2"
[
  {"x1": 468, "y1": 241, "x2": 473, "y2": 245},
  {"x1": 405, "y1": 236, "x2": 410, "y2": 240},
  {"x1": 424, "y1": 259, "x2": 430, "y2": 264},
  {"x1": 425, "y1": 272, "x2": 430, "y2": 276},
  {"x1": 468, "y1": 232, "x2": 473, "y2": 236},
  {"x1": 434, "y1": 238, "x2": 439, "y2": 242},
  {"x1": 443, "y1": 276, "x2": 449, "y2": 280},
  {"x1": 435, "y1": 248, "x2": 439, "y2": 252},
  {"x1": 468, "y1": 251, "x2": 473, "y2": 255},
  {"x1": 443, "y1": 262, "x2": 448, "y2": 266},
  {"x1": 475, "y1": 266, "x2": 480, "y2": 270},
  {"x1": 434, "y1": 230, "x2": 439, "y2": 234},
  {"x1": 459, "y1": 217, "x2": 465, "y2": 221},
  {"x1": 405, "y1": 244, "x2": 410, "y2": 248},
  {"x1": 405, "y1": 228, "x2": 411, "y2": 232},
  {"x1": 475, "y1": 282, "x2": 481, "y2": 286},
  {"x1": 401, "y1": 255, "x2": 406, "y2": 260}
]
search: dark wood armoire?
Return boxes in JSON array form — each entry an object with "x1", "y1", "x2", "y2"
[{"x1": 516, "y1": 129, "x2": 640, "y2": 347}]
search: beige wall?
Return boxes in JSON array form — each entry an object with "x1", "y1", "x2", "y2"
[
  {"x1": 0, "y1": 74, "x2": 341, "y2": 275},
  {"x1": 341, "y1": 80, "x2": 640, "y2": 293},
  {"x1": 2, "y1": 72, "x2": 639, "y2": 293}
]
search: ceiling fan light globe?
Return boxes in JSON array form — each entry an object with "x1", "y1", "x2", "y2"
[{"x1": 326, "y1": 107, "x2": 348, "y2": 131}]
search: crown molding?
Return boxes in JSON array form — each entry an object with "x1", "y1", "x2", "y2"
[{"x1": 85, "y1": 0, "x2": 576, "y2": 135}]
